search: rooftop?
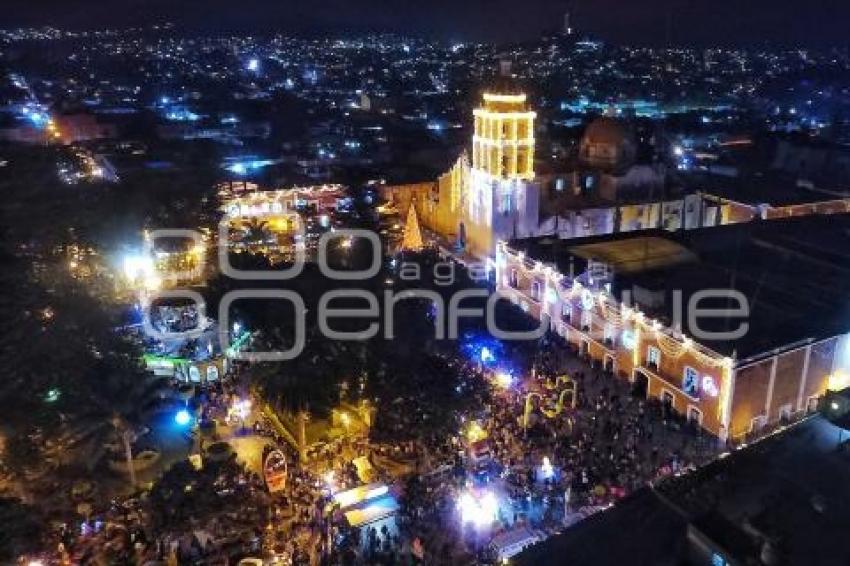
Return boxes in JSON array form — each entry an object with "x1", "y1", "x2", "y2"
[
  {"x1": 697, "y1": 172, "x2": 850, "y2": 207},
  {"x1": 509, "y1": 214, "x2": 850, "y2": 360},
  {"x1": 518, "y1": 415, "x2": 850, "y2": 566}
]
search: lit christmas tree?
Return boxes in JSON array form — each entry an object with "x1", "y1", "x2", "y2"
[{"x1": 401, "y1": 203, "x2": 424, "y2": 251}]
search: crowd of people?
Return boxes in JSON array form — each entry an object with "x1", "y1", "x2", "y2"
[
  {"x1": 386, "y1": 333, "x2": 719, "y2": 563},
  {"x1": 23, "y1": 316, "x2": 723, "y2": 566}
]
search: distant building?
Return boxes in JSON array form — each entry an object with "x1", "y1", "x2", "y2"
[
  {"x1": 54, "y1": 112, "x2": 117, "y2": 144},
  {"x1": 772, "y1": 136, "x2": 850, "y2": 191},
  {"x1": 383, "y1": 110, "x2": 837, "y2": 261},
  {"x1": 0, "y1": 114, "x2": 47, "y2": 144},
  {"x1": 579, "y1": 117, "x2": 638, "y2": 172},
  {"x1": 563, "y1": 11, "x2": 574, "y2": 36}
]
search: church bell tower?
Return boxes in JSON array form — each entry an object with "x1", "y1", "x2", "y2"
[{"x1": 472, "y1": 93, "x2": 536, "y2": 181}]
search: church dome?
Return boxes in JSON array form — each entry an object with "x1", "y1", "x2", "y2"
[
  {"x1": 582, "y1": 117, "x2": 636, "y2": 148},
  {"x1": 579, "y1": 117, "x2": 638, "y2": 172}
]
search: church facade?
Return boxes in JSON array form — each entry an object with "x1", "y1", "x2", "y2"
[
  {"x1": 383, "y1": 92, "x2": 543, "y2": 259},
  {"x1": 382, "y1": 94, "x2": 754, "y2": 260}
]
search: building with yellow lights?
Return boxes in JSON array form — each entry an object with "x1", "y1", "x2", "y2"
[
  {"x1": 379, "y1": 96, "x2": 850, "y2": 262},
  {"x1": 220, "y1": 184, "x2": 347, "y2": 260},
  {"x1": 498, "y1": 214, "x2": 850, "y2": 442},
  {"x1": 382, "y1": 91, "x2": 543, "y2": 258},
  {"x1": 381, "y1": 97, "x2": 725, "y2": 259}
]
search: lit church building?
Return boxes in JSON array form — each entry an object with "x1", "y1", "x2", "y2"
[
  {"x1": 382, "y1": 92, "x2": 718, "y2": 260},
  {"x1": 383, "y1": 92, "x2": 543, "y2": 258}
]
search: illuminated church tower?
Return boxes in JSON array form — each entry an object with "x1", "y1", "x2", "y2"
[
  {"x1": 395, "y1": 89, "x2": 543, "y2": 260},
  {"x1": 459, "y1": 91, "x2": 540, "y2": 257},
  {"x1": 472, "y1": 93, "x2": 536, "y2": 181}
]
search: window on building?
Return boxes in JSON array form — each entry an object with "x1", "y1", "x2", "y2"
[
  {"x1": 500, "y1": 190, "x2": 513, "y2": 214},
  {"x1": 604, "y1": 323, "x2": 614, "y2": 345},
  {"x1": 807, "y1": 396, "x2": 820, "y2": 413},
  {"x1": 682, "y1": 366, "x2": 700, "y2": 397},
  {"x1": 561, "y1": 302, "x2": 572, "y2": 322},
  {"x1": 661, "y1": 390, "x2": 675, "y2": 407},
  {"x1": 509, "y1": 269, "x2": 518, "y2": 289},
  {"x1": 581, "y1": 309, "x2": 592, "y2": 331},
  {"x1": 750, "y1": 415, "x2": 767, "y2": 434},
  {"x1": 687, "y1": 406, "x2": 703, "y2": 425},
  {"x1": 778, "y1": 403, "x2": 793, "y2": 422},
  {"x1": 530, "y1": 280, "x2": 542, "y2": 302},
  {"x1": 647, "y1": 346, "x2": 661, "y2": 369}
]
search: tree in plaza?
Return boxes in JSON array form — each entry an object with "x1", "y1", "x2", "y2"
[
  {"x1": 60, "y1": 363, "x2": 170, "y2": 488},
  {"x1": 0, "y1": 497, "x2": 44, "y2": 562},
  {"x1": 242, "y1": 217, "x2": 273, "y2": 245},
  {"x1": 146, "y1": 458, "x2": 270, "y2": 534},
  {"x1": 401, "y1": 203, "x2": 424, "y2": 251},
  {"x1": 0, "y1": 257, "x2": 124, "y2": 433}
]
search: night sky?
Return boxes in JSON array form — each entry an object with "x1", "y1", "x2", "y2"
[{"x1": 2, "y1": 0, "x2": 849, "y2": 47}]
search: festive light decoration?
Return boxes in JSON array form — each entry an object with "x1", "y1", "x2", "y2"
[
  {"x1": 702, "y1": 375, "x2": 720, "y2": 398},
  {"x1": 498, "y1": 244, "x2": 734, "y2": 424},
  {"x1": 466, "y1": 421, "x2": 488, "y2": 443},
  {"x1": 621, "y1": 329, "x2": 637, "y2": 350},
  {"x1": 495, "y1": 371, "x2": 514, "y2": 389},
  {"x1": 401, "y1": 204, "x2": 424, "y2": 251},
  {"x1": 480, "y1": 346, "x2": 495, "y2": 364},
  {"x1": 580, "y1": 289, "x2": 595, "y2": 310},
  {"x1": 827, "y1": 370, "x2": 850, "y2": 392},
  {"x1": 540, "y1": 456, "x2": 555, "y2": 480},
  {"x1": 523, "y1": 381, "x2": 577, "y2": 428},
  {"x1": 457, "y1": 490, "x2": 499, "y2": 527},
  {"x1": 174, "y1": 409, "x2": 192, "y2": 426},
  {"x1": 472, "y1": 93, "x2": 535, "y2": 180}
]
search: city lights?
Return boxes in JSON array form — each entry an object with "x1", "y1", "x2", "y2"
[
  {"x1": 540, "y1": 456, "x2": 554, "y2": 480},
  {"x1": 174, "y1": 409, "x2": 192, "y2": 426},
  {"x1": 466, "y1": 421, "x2": 487, "y2": 443},
  {"x1": 480, "y1": 347, "x2": 495, "y2": 364},
  {"x1": 457, "y1": 490, "x2": 499, "y2": 527},
  {"x1": 5, "y1": 9, "x2": 850, "y2": 565},
  {"x1": 828, "y1": 371, "x2": 850, "y2": 392},
  {"x1": 495, "y1": 371, "x2": 513, "y2": 389},
  {"x1": 122, "y1": 254, "x2": 155, "y2": 280}
]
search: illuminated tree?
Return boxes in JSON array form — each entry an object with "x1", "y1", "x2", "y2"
[
  {"x1": 59, "y1": 369, "x2": 170, "y2": 488},
  {"x1": 401, "y1": 203, "x2": 424, "y2": 251}
]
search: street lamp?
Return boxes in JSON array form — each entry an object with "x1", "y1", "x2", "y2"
[{"x1": 175, "y1": 409, "x2": 192, "y2": 426}]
